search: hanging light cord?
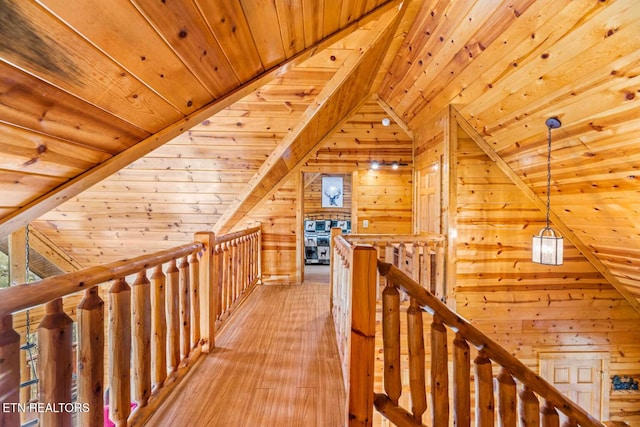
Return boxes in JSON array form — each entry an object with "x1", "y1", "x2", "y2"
[{"x1": 545, "y1": 124, "x2": 552, "y2": 230}]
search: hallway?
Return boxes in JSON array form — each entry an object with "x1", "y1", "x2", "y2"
[{"x1": 148, "y1": 284, "x2": 346, "y2": 426}]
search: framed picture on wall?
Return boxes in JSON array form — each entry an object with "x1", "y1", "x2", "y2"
[{"x1": 322, "y1": 176, "x2": 343, "y2": 207}]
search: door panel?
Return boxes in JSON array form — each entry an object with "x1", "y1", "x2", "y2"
[{"x1": 540, "y1": 352, "x2": 609, "y2": 422}]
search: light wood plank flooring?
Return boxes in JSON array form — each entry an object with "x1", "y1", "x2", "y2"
[{"x1": 148, "y1": 284, "x2": 346, "y2": 426}]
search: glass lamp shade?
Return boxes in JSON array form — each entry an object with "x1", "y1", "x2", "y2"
[{"x1": 532, "y1": 227, "x2": 563, "y2": 265}]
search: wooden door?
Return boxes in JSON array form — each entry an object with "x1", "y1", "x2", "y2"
[
  {"x1": 416, "y1": 162, "x2": 440, "y2": 234},
  {"x1": 539, "y1": 352, "x2": 609, "y2": 422}
]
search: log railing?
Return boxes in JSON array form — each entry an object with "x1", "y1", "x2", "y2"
[
  {"x1": 0, "y1": 226, "x2": 261, "y2": 427},
  {"x1": 332, "y1": 234, "x2": 605, "y2": 427},
  {"x1": 344, "y1": 233, "x2": 446, "y2": 300}
]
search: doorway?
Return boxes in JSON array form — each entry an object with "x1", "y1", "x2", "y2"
[
  {"x1": 539, "y1": 352, "x2": 610, "y2": 422},
  {"x1": 300, "y1": 172, "x2": 352, "y2": 284}
]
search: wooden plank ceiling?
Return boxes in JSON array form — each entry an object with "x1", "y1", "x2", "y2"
[{"x1": 0, "y1": 1, "x2": 638, "y2": 305}]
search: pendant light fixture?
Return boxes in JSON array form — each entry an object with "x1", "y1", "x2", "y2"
[{"x1": 532, "y1": 117, "x2": 563, "y2": 265}]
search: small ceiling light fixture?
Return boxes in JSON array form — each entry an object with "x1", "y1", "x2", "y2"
[
  {"x1": 532, "y1": 117, "x2": 563, "y2": 265},
  {"x1": 370, "y1": 160, "x2": 380, "y2": 170},
  {"x1": 391, "y1": 161, "x2": 399, "y2": 170},
  {"x1": 381, "y1": 117, "x2": 391, "y2": 127}
]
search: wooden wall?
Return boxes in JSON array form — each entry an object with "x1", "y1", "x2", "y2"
[
  {"x1": 412, "y1": 108, "x2": 640, "y2": 424},
  {"x1": 351, "y1": 169, "x2": 412, "y2": 234}
]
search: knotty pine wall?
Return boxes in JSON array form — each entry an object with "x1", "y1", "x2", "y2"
[
  {"x1": 351, "y1": 169, "x2": 413, "y2": 234},
  {"x1": 413, "y1": 108, "x2": 640, "y2": 424}
]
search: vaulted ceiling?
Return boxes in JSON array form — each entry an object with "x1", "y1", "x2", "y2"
[{"x1": 0, "y1": 1, "x2": 638, "y2": 307}]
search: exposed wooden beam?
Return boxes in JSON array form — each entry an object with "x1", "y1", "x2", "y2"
[
  {"x1": 215, "y1": 4, "x2": 406, "y2": 233},
  {"x1": 451, "y1": 106, "x2": 640, "y2": 316},
  {"x1": 0, "y1": 1, "x2": 401, "y2": 241},
  {"x1": 8, "y1": 228, "x2": 27, "y2": 286}
]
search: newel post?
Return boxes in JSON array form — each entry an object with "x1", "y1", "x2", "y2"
[
  {"x1": 195, "y1": 232, "x2": 216, "y2": 353},
  {"x1": 347, "y1": 245, "x2": 377, "y2": 427}
]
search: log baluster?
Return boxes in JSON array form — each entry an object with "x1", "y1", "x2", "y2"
[
  {"x1": 38, "y1": 298, "x2": 73, "y2": 427},
  {"x1": 77, "y1": 287, "x2": 104, "y2": 426},
  {"x1": 195, "y1": 232, "x2": 216, "y2": 353},
  {"x1": 520, "y1": 385, "x2": 540, "y2": 427},
  {"x1": 431, "y1": 314, "x2": 449, "y2": 426},
  {"x1": 165, "y1": 259, "x2": 180, "y2": 374},
  {"x1": 150, "y1": 265, "x2": 167, "y2": 388},
  {"x1": 215, "y1": 244, "x2": 224, "y2": 319},
  {"x1": 541, "y1": 400, "x2": 560, "y2": 427},
  {"x1": 384, "y1": 242, "x2": 394, "y2": 273},
  {"x1": 257, "y1": 229, "x2": 262, "y2": 281},
  {"x1": 497, "y1": 367, "x2": 517, "y2": 427},
  {"x1": 475, "y1": 350, "x2": 495, "y2": 427},
  {"x1": 224, "y1": 241, "x2": 232, "y2": 313},
  {"x1": 398, "y1": 242, "x2": 407, "y2": 274},
  {"x1": 0, "y1": 315, "x2": 20, "y2": 427},
  {"x1": 407, "y1": 297, "x2": 427, "y2": 423},
  {"x1": 411, "y1": 243, "x2": 420, "y2": 282},
  {"x1": 244, "y1": 236, "x2": 250, "y2": 291},
  {"x1": 418, "y1": 242, "x2": 428, "y2": 291},
  {"x1": 453, "y1": 332, "x2": 471, "y2": 427},
  {"x1": 189, "y1": 253, "x2": 200, "y2": 349},
  {"x1": 178, "y1": 256, "x2": 191, "y2": 361},
  {"x1": 231, "y1": 239, "x2": 239, "y2": 303},
  {"x1": 435, "y1": 241, "x2": 445, "y2": 300},
  {"x1": 382, "y1": 282, "x2": 401, "y2": 405},
  {"x1": 109, "y1": 278, "x2": 132, "y2": 427},
  {"x1": 132, "y1": 270, "x2": 152, "y2": 407},
  {"x1": 562, "y1": 419, "x2": 578, "y2": 427}
]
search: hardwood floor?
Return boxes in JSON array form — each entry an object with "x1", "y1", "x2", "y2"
[{"x1": 148, "y1": 284, "x2": 346, "y2": 426}]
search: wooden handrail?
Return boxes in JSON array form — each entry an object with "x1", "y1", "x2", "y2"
[
  {"x1": 347, "y1": 232, "x2": 445, "y2": 243},
  {"x1": 0, "y1": 225, "x2": 262, "y2": 427},
  {"x1": 0, "y1": 242, "x2": 203, "y2": 317},
  {"x1": 377, "y1": 260, "x2": 605, "y2": 427},
  {"x1": 214, "y1": 225, "x2": 260, "y2": 244}
]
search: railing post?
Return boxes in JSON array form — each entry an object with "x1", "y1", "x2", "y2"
[
  {"x1": 541, "y1": 400, "x2": 560, "y2": 427},
  {"x1": 150, "y1": 265, "x2": 167, "y2": 389},
  {"x1": 215, "y1": 244, "x2": 224, "y2": 320},
  {"x1": 348, "y1": 245, "x2": 377, "y2": 427},
  {"x1": 195, "y1": 232, "x2": 216, "y2": 353},
  {"x1": 407, "y1": 297, "x2": 427, "y2": 423},
  {"x1": 38, "y1": 298, "x2": 73, "y2": 427},
  {"x1": 77, "y1": 287, "x2": 104, "y2": 426},
  {"x1": 520, "y1": 385, "x2": 540, "y2": 427},
  {"x1": 431, "y1": 314, "x2": 450, "y2": 426},
  {"x1": 475, "y1": 349, "x2": 495, "y2": 427},
  {"x1": 189, "y1": 253, "x2": 200, "y2": 350},
  {"x1": 382, "y1": 282, "x2": 401, "y2": 405},
  {"x1": 109, "y1": 278, "x2": 131, "y2": 427},
  {"x1": 0, "y1": 315, "x2": 20, "y2": 427},
  {"x1": 132, "y1": 270, "x2": 151, "y2": 408},
  {"x1": 453, "y1": 332, "x2": 471, "y2": 427},
  {"x1": 178, "y1": 256, "x2": 191, "y2": 361},
  {"x1": 497, "y1": 367, "x2": 517, "y2": 427},
  {"x1": 166, "y1": 260, "x2": 180, "y2": 374}
]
